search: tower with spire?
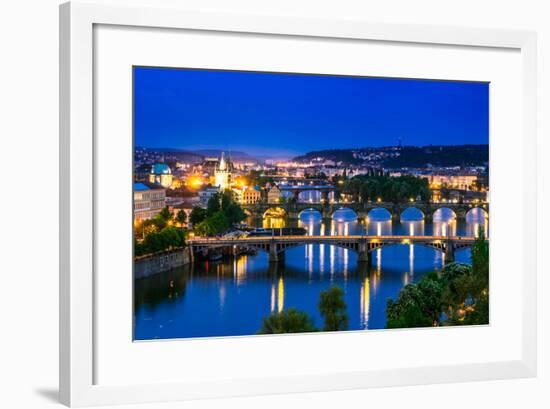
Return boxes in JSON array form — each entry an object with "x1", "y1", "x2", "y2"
[{"x1": 214, "y1": 151, "x2": 232, "y2": 191}]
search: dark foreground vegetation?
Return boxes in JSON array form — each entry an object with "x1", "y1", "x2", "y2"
[{"x1": 257, "y1": 232, "x2": 489, "y2": 335}]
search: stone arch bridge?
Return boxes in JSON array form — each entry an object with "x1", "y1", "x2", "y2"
[
  {"x1": 189, "y1": 235, "x2": 478, "y2": 264},
  {"x1": 241, "y1": 202, "x2": 488, "y2": 220}
]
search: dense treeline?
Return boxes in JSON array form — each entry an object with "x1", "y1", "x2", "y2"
[
  {"x1": 339, "y1": 175, "x2": 431, "y2": 203},
  {"x1": 386, "y1": 233, "x2": 489, "y2": 328},
  {"x1": 189, "y1": 190, "x2": 246, "y2": 236},
  {"x1": 134, "y1": 207, "x2": 187, "y2": 257}
]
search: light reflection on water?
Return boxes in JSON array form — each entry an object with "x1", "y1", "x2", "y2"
[{"x1": 134, "y1": 207, "x2": 488, "y2": 340}]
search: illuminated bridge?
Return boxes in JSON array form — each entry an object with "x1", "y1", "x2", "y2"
[
  {"x1": 188, "y1": 235, "x2": 480, "y2": 264},
  {"x1": 277, "y1": 184, "x2": 336, "y2": 201}
]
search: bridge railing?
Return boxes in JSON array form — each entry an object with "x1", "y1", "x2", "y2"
[{"x1": 188, "y1": 235, "x2": 478, "y2": 245}]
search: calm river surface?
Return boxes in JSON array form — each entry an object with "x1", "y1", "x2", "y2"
[{"x1": 134, "y1": 206, "x2": 488, "y2": 340}]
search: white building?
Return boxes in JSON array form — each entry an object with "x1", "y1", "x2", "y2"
[
  {"x1": 198, "y1": 185, "x2": 220, "y2": 206},
  {"x1": 134, "y1": 182, "x2": 166, "y2": 221},
  {"x1": 214, "y1": 152, "x2": 232, "y2": 191}
]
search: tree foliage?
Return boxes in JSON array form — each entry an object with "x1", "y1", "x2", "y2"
[
  {"x1": 340, "y1": 175, "x2": 431, "y2": 203},
  {"x1": 193, "y1": 191, "x2": 246, "y2": 237},
  {"x1": 386, "y1": 242, "x2": 490, "y2": 329},
  {"x1": 189, "y1": 206, "x2": 207, "y2": 225},
  {"x1": 258, "y1": 308, "x2": 317, "y2": 334},
  {"x1": 471, "y1": 232, "x2": 489, "y2": 301},
  {"x1": 318, "y1": 286, "x2": 349, "y2": 331},
  {"x1": 175, "y1": 209, "x2": 187, "y2": 226},
  {"x1": 386, "y1": 274, "x2": 443, "y2": 329},
  {"x1": 134, "y1": 226, "x2": 186, "y2": 257}
]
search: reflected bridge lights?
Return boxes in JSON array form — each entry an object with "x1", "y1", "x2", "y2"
[
  {"x1": 360, "y1": 275, "x2": 370, "y2": 329},
  {"x1": 270, "y1": 276, "x2": 285, "y2": 314}
]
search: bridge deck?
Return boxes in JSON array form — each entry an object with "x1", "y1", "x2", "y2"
[{"x1": 189, "y1": 235, "x2": 477, "y2": 246}]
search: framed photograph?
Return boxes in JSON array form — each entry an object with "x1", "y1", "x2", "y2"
[{"x1": 60, "y1": 1, "x2": 537, "y2": 406}]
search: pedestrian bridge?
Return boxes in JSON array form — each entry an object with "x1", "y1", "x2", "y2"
[{"x1": 188, "y1": 235, "x2": 479, "y2": 263}]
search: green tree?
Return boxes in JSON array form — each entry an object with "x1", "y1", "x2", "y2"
[
  {"x1": 462, "y1": 292, "x2": 489, "y2": 325},
  {"x1": 224, "y1": 202, "x2": 246, "y2": 225},
  {"x1": 158, "y1": 206, "x2": 172, "y2": 221},
  {"x1": 189, "y1": 206, "x2": 207, "y2": 225},
  {"x1": 195, "y1": 211, "x2": 229, "y2": 236},
  {"x1": 175, "y1": 209, "x2": 187, "y2": 226},
  {"x1": 386, "y1": 298, "x2": 432, "y2": 329},
  {"x1": 386, "y1": 274, "x2": 443, "y2": 329},
  {"x1": 439, "y1": 262, "x2": 473, "y2": 319},
  {"x1": 136, "y1": 226, "x2": 185, "y2": 255},
  {"x1": 220, "y1": 190, "x2": 233, "y2": 210},
  {"x1": 206, "y1": 193, "x2": 221, "y2": 217},
  {"x1": 258, "y1": 308, "x2": 317, "y2": 334},
  {"x1": 471, "y1": 230, "x2": 489, "y2": 301},
  {"x1": 416, "y1": 276, "x2": 444, "y2": 324},
  {"x1": 318, "y1": 286, "x2": 349, "y2": 331}
]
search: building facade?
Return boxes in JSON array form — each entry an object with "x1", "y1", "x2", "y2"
[
  {"x1": 134, "y1": 182, "x2": 166, "y2": 221},
  {"x1": 421, "y1": 174, "x2": 478, "y2": 191},
  {"x1": 198, "y1": 185, "x2": 221, "y2": 206},
  {"x1": 267, "y1": 185, "x2": 281, "y2": 204},
  {"x1": 149, "y1": 162, "x2": 173, "y2": 188},
  {"x1": 214, "y1": 152, "x2": 232, "y2": 191},
  {"x1": 239, "y1": 186, "x2": 262, "y2": 205}
]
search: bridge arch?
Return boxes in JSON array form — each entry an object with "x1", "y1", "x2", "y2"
[
  {"x1": 367, "y1": 207, "x2": 392, "y2": 221},
  {"x1": 465, "y1": 207, "x2": 489, "y2": 222},
  {"x1": 263, "y1": 207, "x2": 287, "y2": 218},
  {"x1": 400, "y1": 207, "x2": 425, "y2": 221},
  {"x1": 433, "y1": 207, "x2": 457, "y2": 222},
  {"x1": 332, "y1": 207, "x2": 358, "y2": 221},
  {"x1": 298, "y1": 208, "x2": 322, "y2": 220}
]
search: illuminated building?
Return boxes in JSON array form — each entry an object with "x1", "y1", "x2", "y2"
[
  {"x1": 198, "y1": 185, "x2": 220, "y2": 206},
  {"x1": 148, "y1": 163, "x2": 173, "y2": 188},
  {"x1": 133, "y1": 182, "x2": 166, "y2": 221},
  {"x1": 238, "y1": 186, "x2": 261, "y2": 205},
  {"x1": 422, "y1": 174, "x2": 478, "y2": 190},
  {"x1": 214, "y1": 152, "x2": 233, "y2": 191},
  {"x1": 267, "y1": 185, "x2": 281, "y2": 204}
]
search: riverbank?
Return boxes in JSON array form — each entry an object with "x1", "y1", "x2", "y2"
[{"x1": 134, "y1": 247, "x2": 191, "y2": 279}]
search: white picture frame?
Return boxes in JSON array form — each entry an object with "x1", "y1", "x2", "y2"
[{"x1": 59, "y1": 1, "x2": 537, "y2": 407}]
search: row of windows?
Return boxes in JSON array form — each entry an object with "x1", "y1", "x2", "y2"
[{"x1": 134, "y1": 200, "x2": 165, "y2": 210}]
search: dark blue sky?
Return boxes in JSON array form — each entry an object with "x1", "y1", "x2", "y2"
[{"x1": 134, "y1": 67, "x2": 488, "y2": 158}]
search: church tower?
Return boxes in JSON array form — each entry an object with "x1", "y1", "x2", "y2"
[{"x1": 215, "y1": 152, "x2": 232, "y2": 191}]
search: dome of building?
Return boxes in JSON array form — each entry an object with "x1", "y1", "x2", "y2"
[{"x1": 150, "y1": 163, "x2": 172, "y2": 175}]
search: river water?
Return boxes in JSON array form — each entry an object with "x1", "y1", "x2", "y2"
[{"x1": 134, "y1": 206, "x2": 488, "y2": 340}]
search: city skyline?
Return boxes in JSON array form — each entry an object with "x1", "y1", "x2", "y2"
[
  {"x1": 134, "y1": 67, "x2": 489, "y2": 157},
  {"x1": 133, "y1": 66, "x2": 490, "y2": 339},
  {"x1": 134, "y1": 143, "x2": 489, "y2": 159}
]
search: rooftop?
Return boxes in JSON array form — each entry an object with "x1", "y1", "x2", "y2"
[
  {"x1": 150, "y1": 163, "x2": 172, "y2": 175},
  {"x1": 134, "y1": 181, "x2": 165, "y2": 191}
]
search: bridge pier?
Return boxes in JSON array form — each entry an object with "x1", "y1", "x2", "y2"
[
  {"x1": 269, "y1": 241, "x2": 279, "y2": 263},
  {"x1": 358, "y1": 240, "x2": 371, "y2": 264},
  {"x1": 445, "y1": 243, "x2": 455, "y2": 263}
]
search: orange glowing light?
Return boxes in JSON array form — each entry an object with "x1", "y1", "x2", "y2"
[{"x1": 187, "y1": 176, "x2": 203, "y2": 189}]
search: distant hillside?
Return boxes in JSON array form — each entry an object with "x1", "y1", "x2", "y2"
[
  {"x1": 293, "y1": 149, "x2": 361, "y2": 164},
  {"x1": 384, "y1": 145, "x2": 488, "y2": 168},
  {"x1": 293, "y1": 145, "x2": 489, "y2": 168},
  {"x1": 192, "y1": 150, "x2": 256, "y2": 162}
]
